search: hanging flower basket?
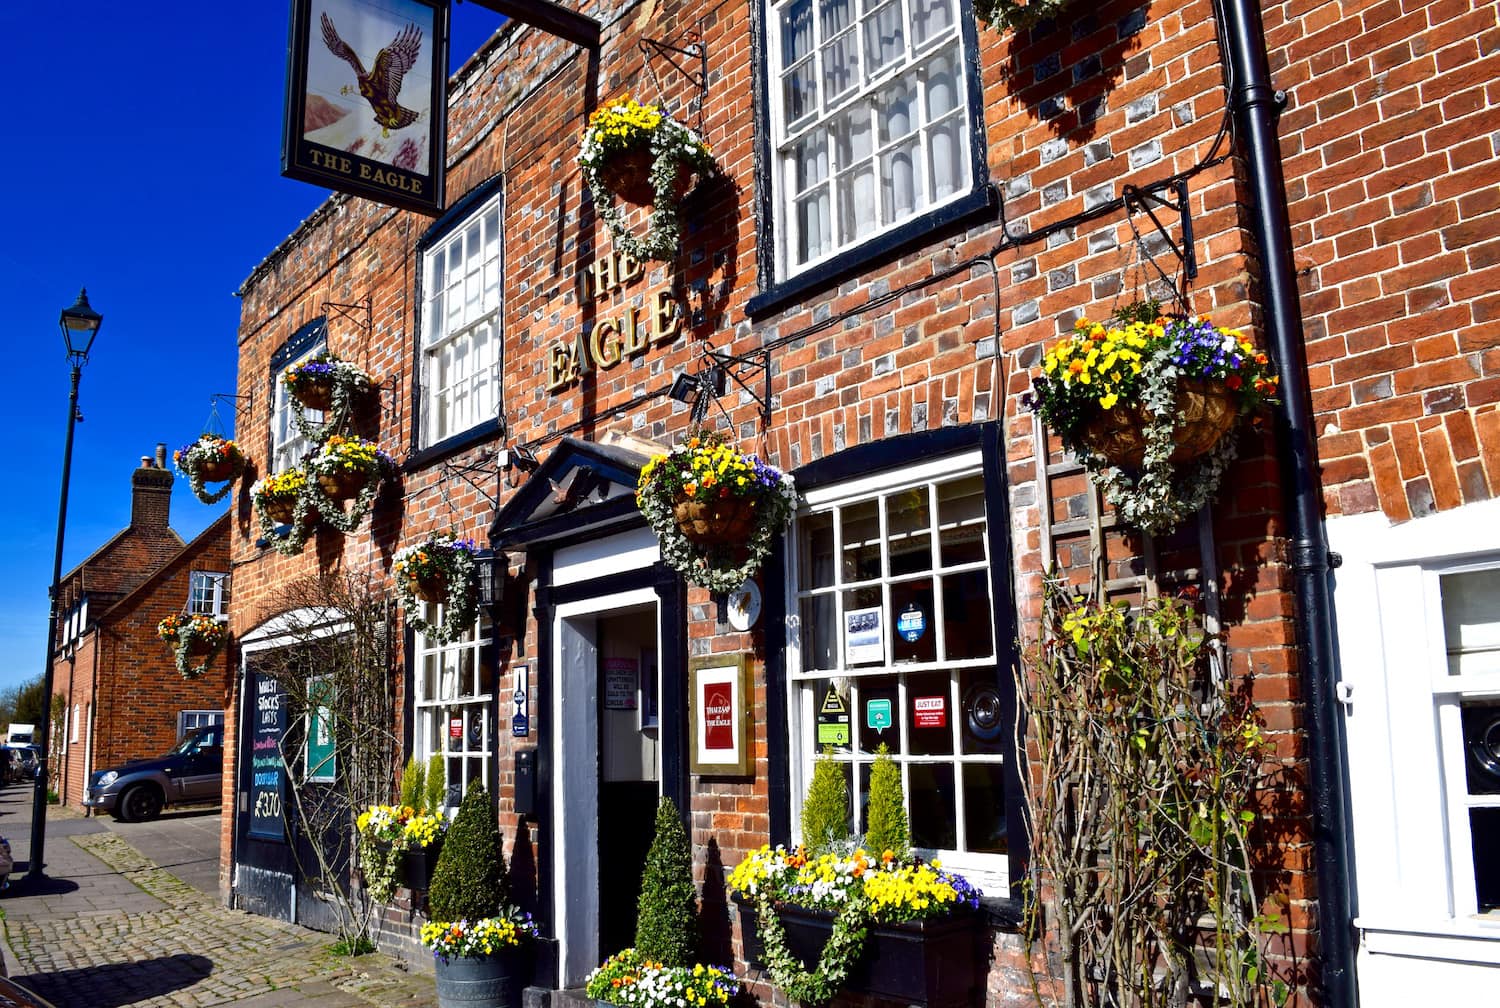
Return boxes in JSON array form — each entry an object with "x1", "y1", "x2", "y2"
[
  {"x1": 1080, "y1": 378, "x2": 1239, "y2": 469},
  {"x1": 972, "y1": 0, "x2": 1076, "y2": 33},
  {"x1": 394, "y1": 533, "x2": 480, "y2": 643},
  {"x1": 672, "y1": 495, "x2": 758, "y2": 546},
  {"x1": 636, "y1": 432, "x2": 797, "y2": 594},
  {"x1": 305, "y1": 435, "x2": 394, "y2": 533},
  {"x1": 1026, "y1": 310, "x2": 1279, "y2": 533},
  {"x1": 174, "y1": 434, "x2": 246, "y2": 505},
  {"x1": 251, "y1": 469, "x2": 316, "y2": 556},
  {"x1": 283, "y1": 354, "x2": 374, "y2": 438},
  {"x1": 577, "y1": 98, "x2": 716, "y2": 262},
  {"x1": 157, "y1": 613, "x2": 228, "y2": 679}
]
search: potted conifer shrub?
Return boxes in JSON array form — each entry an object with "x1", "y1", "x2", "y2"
[
  {"x1": 423, "y1": 782, "x2": 535, "y2": 1008},
  {"x1": 731, "y1": 746, "x2": 985, "y2": 1008},
  {"x1": 586, "y1": 796, "x2": 740, "y2": 1008},
  {"x1": 398, "y1": 755, "x2": 447, "y2": 893}
]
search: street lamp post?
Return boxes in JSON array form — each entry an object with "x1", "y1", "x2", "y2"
[{"x1": 27, "y1": 289, "x2": 102, "y2": 883}]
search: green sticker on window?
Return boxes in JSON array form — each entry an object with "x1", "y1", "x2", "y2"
[{"x1": 866, "y1": 698, "x2": 893, "y2": 731}]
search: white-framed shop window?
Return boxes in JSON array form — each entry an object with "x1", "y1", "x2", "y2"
[
  {"x1": 189, "y1": 571, "x2": 231, "y2": 619},
  {"x1": 71, "y1": 704, "x2": 81, "y2": 745},
  {"x1": 419, "y1": 193, "x2": 502, "y2": 447},
  {"x1": 412, "y1": 610, "x2": 495, "y2": 811},
  {"x1": 767, "y1": 0, "x2": 973, "y2": 279},
  {"x1": 271, "y1": 345, "x2": 324, "y2": 474},
  {"x1": 786, "y1": 450, "x2": 1007, "y2": 890}
]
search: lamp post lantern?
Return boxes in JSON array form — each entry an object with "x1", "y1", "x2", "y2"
[{"x1": 27, "y1": 288, "x2": 102, "y2": 882}]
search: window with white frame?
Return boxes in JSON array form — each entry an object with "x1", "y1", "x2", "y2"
[
  {"x1": 271, "y1": 344, "x2": 324, "y2": 474},
  {"x1": 419, "y1": 193, "x2": 502, "y2": 447},
  {"x1": 788, "y1": 451, "x2": 1008, "y2": 889},
  {"x1": 189, "y1": 571, "x2": 231, "y2": 619},
  {"x1": 767, "y1": 0, "x2": 973, "y2": 280},
  {"x1": 1434, "y1": 566, "x2": 1500, "y2": 915},
  {"x1": 70, "y1": 704, "x2": 81, "y2": 745},
  {"x1": 178, "y1": 710, "x2": 224, "y2": 740},
  {"x1": 412, "y1": 608, "x2": 495, "y2": 811}
]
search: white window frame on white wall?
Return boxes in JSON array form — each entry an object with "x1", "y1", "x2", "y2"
[
  {"x1": 766, "y1": 0, "x2": 973, "y2": 280},
  {"x1": 412, "y1": 609, "x2": 495, "y2": 811},
  {"x1": 189, "y1": 571, "x2": 231, "y2": 620},
  {"x1": 419, "y1": 192, "x2": 502, "y2": 447},
  {"x1": 785, "y1": 449, "x2": 1008, "y2": 892}
]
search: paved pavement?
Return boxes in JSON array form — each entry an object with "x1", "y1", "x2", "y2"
[{"x1": 0, "y1": 782, "x2": 440, "y2": 1008}]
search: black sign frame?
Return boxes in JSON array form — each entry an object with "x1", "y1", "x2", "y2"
[{"x1": 282, "y1": 0, "x2": 449, "y2": 215}]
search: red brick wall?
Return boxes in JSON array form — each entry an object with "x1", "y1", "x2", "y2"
[
  {"x1": 53, "y1": 514, "x2": 233, "y2": 813},
  {"x1": 1267, "y1": 0, "x2": 1500, "y2": 521},
  {"x1": 224, "y1": 0, "x2": 1342, "y2": 999}
]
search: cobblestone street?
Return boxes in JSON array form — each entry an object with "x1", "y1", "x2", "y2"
[{"x1": 0, "y1": 786, "x2": 438, "y2": 1008}]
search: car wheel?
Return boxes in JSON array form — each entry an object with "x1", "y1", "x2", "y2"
[{"x1": 116, "y1": 784, "x2": 164, "y2": 823}]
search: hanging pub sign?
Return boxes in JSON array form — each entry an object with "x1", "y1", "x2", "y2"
[
  {"x1": 281, "y1": 0, "x2": 448, "y2": 215},
  {"x1": 248, "y1": 672, "x2": 288, "y2": 842}
]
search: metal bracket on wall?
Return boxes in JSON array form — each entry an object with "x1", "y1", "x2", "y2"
[
  {"x1": 640, "y1": 33, "x2": 709, "y2": 131},
  {"x1": 322, "y1": 297, "x2": 373, "y2": 344},
  {"x1": 703, "y1": 346, "x2": 772, "y2": 430},
  {"x1": 1121, "y1": 180, "x2": 1198, "y2": 282},
  {"x1": 440, "y1": 449, "x2": 502, "y2": 513}
]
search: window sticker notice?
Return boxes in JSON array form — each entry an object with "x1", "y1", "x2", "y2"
[
  {"x1": 913, "y1": 694, "x2": 947, "y2": 728},
  {"x1": 867, "y1": 697, "x2": 893, "y2": 732},
  {"x1": 816, "y1": 683, "x2": 850, "y2": 746}
]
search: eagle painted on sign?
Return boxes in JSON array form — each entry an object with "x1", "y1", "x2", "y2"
[{"x1": 320, "y1": 12, "x2": 423, "y2": 137}]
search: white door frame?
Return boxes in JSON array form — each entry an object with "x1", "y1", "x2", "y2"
[{"x1": 552, "y1": 584, "x2": 662, "y2": 988}]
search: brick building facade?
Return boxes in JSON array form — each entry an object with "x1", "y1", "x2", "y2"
[
  {"x1": 53, "y1": 450, "x2": 232, "y2": 812},
  {"x1": 220, "y1": 0, "x2": 1500, "y2": 1004}
]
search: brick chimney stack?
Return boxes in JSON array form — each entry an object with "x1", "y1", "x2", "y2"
[{"x1": 131, "y1": 442, "x2": 174, "y2": 530}]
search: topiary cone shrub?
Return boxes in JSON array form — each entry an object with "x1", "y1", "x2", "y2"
[
  {"x1": 635, "y1": 795, "x2": 698, "y2": 967},
  {"x1": 424, "y1": 753, "x2": 446, "y2": 815},
  {"x1": 801, "y1": 749, "x2": 851, "y2": 855},
  {"x1": 429, "y1": 782, "x2": 508, "y2": 921},
  {"x1": 400, "y1": 756, "x2": 425, "y2": 811},
  {"x1": 864, "y1": 744, "x2": 910, "y2": 859}
]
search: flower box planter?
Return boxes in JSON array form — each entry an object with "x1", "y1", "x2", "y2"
[
  {"x1": 737, "y1": 899, "x2": 984, "y2": 1008},
  {"x1": 402, "y1": 840, "x2": 442, "y2": 892},
  {"x1": 1081, "y1": 378, "x2": 1237, "y2": 469},
  {"x1": 433, "y1": 947, "x2": 526, "y2": 1008}
]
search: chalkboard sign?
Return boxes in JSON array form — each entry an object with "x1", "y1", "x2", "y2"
[{"x1": 248, "y1": 673, "x2": 288, "y2": 842}]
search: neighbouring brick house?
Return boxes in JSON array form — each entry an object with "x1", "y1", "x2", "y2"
[
  {"x1": 218, "y1": 0, "x2": 1499, "y2": 1005},
  {"x1": 52, "y1": 448, "x2": 233, "y2": 812}
]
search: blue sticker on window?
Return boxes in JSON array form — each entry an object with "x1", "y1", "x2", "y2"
[{"x1": 898, "y1": 603, "x2": 926, "y2": 642}]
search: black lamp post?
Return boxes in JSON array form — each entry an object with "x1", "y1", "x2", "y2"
[{"x1": 27, "y1": 288, "x2": 102, "y2": 882}]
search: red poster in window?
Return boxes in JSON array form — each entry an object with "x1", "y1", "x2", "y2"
[
  {"x1": 702, "y1": 683, "x2": 735, "y2": 751},
  {"x1": 449, "y1": 717, "x2": 463, "y2": 740},
  {"x1": 913, "y1": 695, "x2": 947, "y2": 728}
]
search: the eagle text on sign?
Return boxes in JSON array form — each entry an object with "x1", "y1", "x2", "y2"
[{"x1": 546, "y1": 248, "x2": 684, "y2": 393}]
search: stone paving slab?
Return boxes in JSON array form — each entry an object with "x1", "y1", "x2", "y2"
[{"x1": 0, "y1": 798, "x2": 439, "y2": 1008}]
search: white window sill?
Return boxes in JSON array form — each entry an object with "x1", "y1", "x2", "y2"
[{"x1": 1358, "y1": 916, "x2": 1500, "y2": 964}]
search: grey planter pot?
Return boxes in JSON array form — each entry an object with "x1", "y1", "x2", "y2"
[{"x1": 433, "y1": 947, "x2": 526, "y2": 1008}]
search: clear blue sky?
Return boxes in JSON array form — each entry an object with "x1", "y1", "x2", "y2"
[{"x1": 0, "y1": 1, "x2": 500, "y2": 695}]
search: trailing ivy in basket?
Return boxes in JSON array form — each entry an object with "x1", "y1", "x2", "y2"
[
  {"x1": 251, "y1": 469, "x2": 316, "y2": 556},
  {"x1": 173, "y1": 434, "x2": 246, "y2": 505},
  {"x1": 283, "y1": 353, "x2": 373, "y2": 439},
  {"x1": 393, "y1": 532, "x2": 480, "y2": 643},
  {"x1": 157, "y1": 612, "x2": 228, "y2": 679},
  {"x1": 635, "y1": 432, "x2": 797, "y2": 593},
  {"x1": 305, "y1": 435, "x2": 394, "y2": 533},
  {"x1": 1026, "y1": 305, "x2": 1279, "y2": 532},
  {"x1": 577, "y1": 98, "x2": 716, "y2": 262}
]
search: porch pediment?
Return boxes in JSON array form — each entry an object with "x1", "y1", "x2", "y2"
[{"x1": 490, "y1": 436, "x2": 657, "y2": 549}]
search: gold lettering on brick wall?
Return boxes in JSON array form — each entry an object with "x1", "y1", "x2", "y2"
[{"x1": 547, "y1": 247, "x2": 683, "y2": 395}]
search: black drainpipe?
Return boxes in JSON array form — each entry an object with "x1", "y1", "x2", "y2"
[{"x1": 1216, "y1": 0, "x2": 1357, "y2": 1006}]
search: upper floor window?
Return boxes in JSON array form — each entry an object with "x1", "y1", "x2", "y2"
[
  {"x1": 419, "y1": 192, "x2": 502, "y2": 447},
  {"x1": 787, "y1": 449, "x2": 1010, "y2": 891},
  {"x1": 269, "y1": 320, "x2": 327, "y2": 474},
  {"x1": 189, "y1": 571, "x2": 231, "y2": 620},
  {"x1": 767, "y1": 0, "x2": 974, "y2": 281}
]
